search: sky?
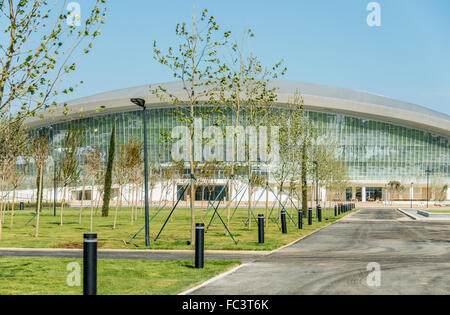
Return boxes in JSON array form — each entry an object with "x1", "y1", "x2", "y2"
[{"x1": 64, "y1": 0, "x2": 450, "y2": 115}]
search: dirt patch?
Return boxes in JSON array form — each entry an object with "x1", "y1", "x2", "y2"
[{"x1": 52, "y1": 242, "x2": 105, "y2": 249}]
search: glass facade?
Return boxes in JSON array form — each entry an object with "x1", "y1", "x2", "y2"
[{"x1": 27, "y1": 106, "x2": 450, "y2": 189}]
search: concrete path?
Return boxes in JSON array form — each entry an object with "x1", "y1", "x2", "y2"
[
  {"x1": 399, "y1": 208, "x2": 450, "y2": 221},
  {"x1": 189, "y1": 208, "x2": 450, "y2": 295}
]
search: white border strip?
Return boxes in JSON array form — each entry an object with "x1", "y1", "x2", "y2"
[
  {"x1": 397, "y1": 208, "x2": 418, "y2": 220},
  {"x1": 178, "y1": 263, "x2": 249, "y2": 295}
]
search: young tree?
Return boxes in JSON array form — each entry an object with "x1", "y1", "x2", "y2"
[
  {"x1": 0, "y1": 0, "x2": 107, "y2": 128},
  {"x1": 273, "y1": 93, "x2": 307, "y2": 211},
  {"x1": 78, "y1": 150, "x2": 89, "y2": 224},
  {"x1": 219, "y1": 31, "x2": 285, "y2": 228},
  {"x1": 153, "y1": 8, "x2": 230, "y2": 243},
  {"x1": 298, "y1": 100, "x2": 314, "y2": 214},
  {"x1": 84, "y1": 147, "x2": 102, "y2": 232},
  {"x1": 102, "y1": 119, "x2": 116, "y2": 217},
  {"x1": 310, "y1": 137, "x2": 349, "y2": 205},
  {"x1": 112, "y1": 143, "x2": 127, "y2": 229},
  {"x1": 58, "y1": 127, "x2": 84, "y2": 225},
  {"x1": 125, "y1": 137, "x2": 143, "y2": 225},
  {"x1": 0, "y1": 119, "x2": 27, "y2": 237},
  {"x1": 31, "y1": 135, "x2": 49, "y2": 237},
  {"x1": 9, "y1": 154, "x2": 29, "y2": 230}
]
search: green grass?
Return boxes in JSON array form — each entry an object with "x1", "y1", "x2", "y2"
[
  {"x1": 0, "y1": 205, "x2": 355, "y2": 250},
  {"x1": 0, "y1": 256, "x2": 239, "y2": 295}
]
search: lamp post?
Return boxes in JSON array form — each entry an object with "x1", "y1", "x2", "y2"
[
  {"x1": 410, "y1": 182, "x2": 413, "y2": 209},
  {"x1": 313, "y1": 161, "x2": 318, "y2": 207},
  {"x1": 131, "y1": 98, "x2": 150, "y2": 247},
  {"x1": 425, "y1": 168, "x2": 432, "y2": 209}
]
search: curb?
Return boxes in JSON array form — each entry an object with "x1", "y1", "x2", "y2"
[
  {"x1": 396, "y1": 208, "x2": 417, "y2": 220},
  {"x1": 0, "y1": 247, "x2": 270, "y2": 255},
  {"x1": 397, "y1": 208, "x2": 450, "y2": 222},
  {"x1": 178, "y1": 263, "x2": 249, "y2": 295}
]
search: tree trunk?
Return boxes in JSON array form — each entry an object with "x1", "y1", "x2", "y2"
[
  {"x1": 60, "y1": 185, "x2": 66, "y2": 226},
  {"x1": 265, "y1": 184, "x2": 269, "y2": 227},
  {"x1": 3, "y1": 182, "x2": 9, "y2": 222},
  {"x1": 149, "y1": 183, "x2": 154, "y2": 220},
  {"x1": 301, "y1": 142, "x2": 308, "y2": 215},
  {"x1": 0, "y1": 176, "x2": 4, "y2": 222},
  {"x1": 10, "y1": 187, "x2": 16, "y2": 230},
  {"x1": 130, "y1": 183, "x2": 135, "y2": 225},
  {"x1": 113, "y1": 185, "x2": 122, "y2": 229},
  {"x1": 79, "y1": 171, "x2": 86, "y2": 224},
  {"x1": 102, "y1": 121, "x2": 116, "y2": 217},
  {"x1": 90, "y1": 178, "x2": 95, "y2": 232},
  {"x1": 35, "y1": 166, "x2": 44, "y2": 237},
  {"x1": 35, "y1": 171, "x2": 43, "y2": 214},
  {"x1": 247, "y1": 162, "x2": 252, "y2": 229},
  {"x1": 135, "y1": 182, "x2": 139, "y2": 221},
  {"x1": 172, "y1": 181, "x2": 175, "y2": 207}
]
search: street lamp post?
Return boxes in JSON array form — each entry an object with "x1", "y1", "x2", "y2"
[
  {"x1": 131, "y1": 98, "x2": 150, "y2": 247},
  {"x1": 410, "y1": 182, "x2": 413, "y2": 209},
  {"x1": 425, "y1": 168, "x2": 432, "y2": 209}
]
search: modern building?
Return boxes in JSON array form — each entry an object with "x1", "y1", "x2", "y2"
[{"x1": 23, "y1": 81, "x2": 450, "y2": 204}]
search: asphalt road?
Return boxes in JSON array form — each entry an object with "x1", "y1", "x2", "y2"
[{"x1": 189, "y1": 208, "x2": 450, "y2": 295}]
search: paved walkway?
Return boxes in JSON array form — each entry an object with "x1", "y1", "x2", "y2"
[{"x1": 189, "y1": 208, "x2": 450, "y2": 295}]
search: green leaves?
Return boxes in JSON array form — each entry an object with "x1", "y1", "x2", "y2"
[{"x1": 0, "y1": 0, "x2": 108, "y2": 123}]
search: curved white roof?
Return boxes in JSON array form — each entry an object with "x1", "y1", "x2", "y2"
[{"x1": 24, "y1": 80, "x2": 450, "y2": 137}]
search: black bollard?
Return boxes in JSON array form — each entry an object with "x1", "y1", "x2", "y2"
[
  {"x1": 258, "y1": 214, "x2": 265, "y2": 244},
  {"x1": 308, "y1": 207, "x2": 312, "y2": 225},
  {"x1": 281, "y1": 210, "x2": 287, "y2": 234},
  {"x1": 83, "y1": 233, "x2": 97, "y2": 296},
  {"x1": 317, "y1": 205, "x2": 322, "y2": 222},
  {"x1": 334, "y1": 205, "x2": 337, "y2": 216},
  {"x1": 298, "y1": 210, "x2": 303, "y2": 229},
  {"x1": 195, "y1": 223, "x2": 204, "y2": 269}
]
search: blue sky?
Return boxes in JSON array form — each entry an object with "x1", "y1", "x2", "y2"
[{"x1": 66, "y1": 0, "x2": 450, "y2": 115}]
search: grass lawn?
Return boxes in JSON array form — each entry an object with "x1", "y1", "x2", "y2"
[
  {"x1": 0, "y1": 205, "x2": 355, "y2": 250},
  {"x1": 0, "y1": 256, "x2": 239, "y2": 295}
]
